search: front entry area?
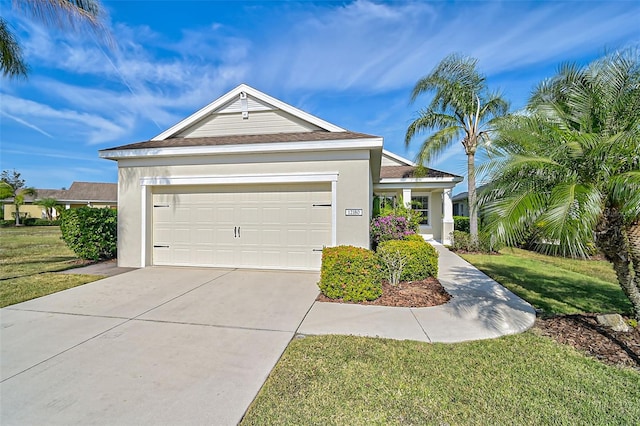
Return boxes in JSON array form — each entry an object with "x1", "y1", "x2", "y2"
[{"x1": 152, "y1": 183, "x2": 332, "y2": 270}]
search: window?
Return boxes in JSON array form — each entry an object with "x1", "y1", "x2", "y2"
[
  {"x1": 374, "y1": 194, "x2": 397, "y2": 215},
  {"x1": 412, "y1": 195, "x2": 429, "y2": 225}
]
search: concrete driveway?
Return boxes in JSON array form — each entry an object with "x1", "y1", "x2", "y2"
[{"x1": 0, "y1": 267, "x2": 320, "y2": 425}]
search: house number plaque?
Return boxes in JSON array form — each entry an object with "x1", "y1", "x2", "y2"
[{"x1": 345, "y1": 209, "x2": 363, "y2": 216}]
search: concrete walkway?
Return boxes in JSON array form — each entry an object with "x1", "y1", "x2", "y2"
[
  {"x1": 298, "y1": 242, "x2": 536, "y2": 342},
  {"x1": 1, "y1": 268, "x2": 320, "y2": 426}
]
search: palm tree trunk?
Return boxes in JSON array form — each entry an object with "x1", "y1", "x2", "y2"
[
  {"x1": 628, "y1": 221, "x2": 640, "y2": 311},
  {"x1": 14, "y1": 203, "x2": 20, "y2": 226},
  {"x1": 467, "y1": 152, "x2": 478, "y2": 241},
  {"x1": 596, "y1": 212, "x2": 640, "y2": 321}
]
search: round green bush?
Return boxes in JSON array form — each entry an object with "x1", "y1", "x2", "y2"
[
  {"x1": 403, "y1": 233, "x2": 427, "y2": 243},
  {"x1": 60, "y1": 207, "x2": 117, "y2": 260},
  {"x1": 377, "y1": 239, "x2": 438, "y2": 281},
  {"x1": 318, "y1": 246, "x2": 383, "y2": 302}
]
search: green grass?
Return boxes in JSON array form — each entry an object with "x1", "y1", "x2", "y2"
[
  {"x1": 242, "y1": 334, "x2": 640, "y2": 425},
  {"x1": 0, "y1": 227, "x2": 101, "y2": 307},
  {"x1": 460, "y1": 247, "x2": 631, "y2": 315}
]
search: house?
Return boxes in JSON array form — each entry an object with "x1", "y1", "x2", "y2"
[
  {"x1": 99, "y1": 84, "x2": 462, "y2": 270},
  {"x1": 452, "y1": 191, "x2": 469, "y2": 217},
  {"x1": 2, "y1": 182, "x2": 117, "y2": 221},
  {"x1": 451, "y1": 184, "x2": 488, "y2": 217}
]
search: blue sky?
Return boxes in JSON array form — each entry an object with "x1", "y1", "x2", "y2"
[{"x1": 1, "y1": 0, "x2": 638, "y2": 193}]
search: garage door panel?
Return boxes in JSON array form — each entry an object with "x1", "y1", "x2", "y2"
[
  {"x1": 152, "y1": 185, "x2": 331, "y2": 269},
  {"x1": 262, "y1": 207, "x2": 282, "y2": 224}
]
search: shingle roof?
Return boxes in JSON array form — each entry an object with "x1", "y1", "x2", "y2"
[
  {"x1": 103, "y1": 131, "x2": 378, "y2": 151},
  {"x1": 4, "y1": 182, "x2": 117, "y2": 203},
  {"x1": 380, "y1": 165, "x2": 460, "y2": 179},
  {"x1": 66, "y1": 182, "x2": 117, "y2": 202}
]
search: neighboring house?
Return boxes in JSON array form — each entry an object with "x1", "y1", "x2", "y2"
[
  {"x1": 2, "y1": 182, "x2": 117, "y2": 221},
  {"x1": 99, "y1": 84, "x2": 462, "y2": 271},
  {"x1": 451, "y1": 184, "x2": 488, "y2": 217},
  {"x1": 452, "y1": 191, "x2": 470, "y2": 217}
]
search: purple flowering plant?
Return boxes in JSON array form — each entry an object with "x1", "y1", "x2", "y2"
[{"x1": 370, "y1": 214, "x2": 416, "y2": 246}]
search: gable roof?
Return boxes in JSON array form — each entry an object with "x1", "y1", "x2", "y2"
[
  {"x1": 381, "y1": 150, "x2": 417, "y2": 167},
  {"x1": 153, "y1": 84, "x2": 345, "y2": 141}
]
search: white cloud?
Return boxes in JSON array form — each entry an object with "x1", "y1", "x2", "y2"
[
  {"x1": 251, "y1": 1, "x2": 638, "y2": 93},
  {"x1": 0, "y1": 94, "x2": 131, "y2": 144}
]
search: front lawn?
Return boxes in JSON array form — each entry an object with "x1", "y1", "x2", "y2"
[
  {"x1": 0, "y1": 227, "x2": 101, "y2": 307},
  {"x1": 242, "y1": 334, "x2": 640, "y2": 425},
  {"x1": 460, "y1": 247, "x2": 631, "y2": 315}
]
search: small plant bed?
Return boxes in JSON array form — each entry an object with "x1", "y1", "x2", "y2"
[
  {"x1": 316, "y1": 278, "x2": 451, "y2": 308},
  {"x1": 534, "y1": 314, "x2": 640, "y2": 371}
]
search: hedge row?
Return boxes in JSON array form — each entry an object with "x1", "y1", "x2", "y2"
[{"x1": 0, "y1": 219, "x2": 61, "y2": 227}]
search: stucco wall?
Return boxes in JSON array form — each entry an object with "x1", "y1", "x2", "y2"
[
  {"x1": 3, "y1": 205, "x2": 44, "y2": 221},
  {"x1": 115, "y1": 150, "x2": 373, "y2": 268}
]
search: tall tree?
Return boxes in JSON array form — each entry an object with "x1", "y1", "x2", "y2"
[
  {"x1": 405, "y1": 54, "x2": 508, "y2": 241},
  {"x1": 1, "y1": 0, "x2": 106, "y2": 78},
  {"x1": 1, "y1": 170, "x2": 38, "y2": 225},
  {"x1": 482, "y1": 50, "x2": 640, "y2": 319}
]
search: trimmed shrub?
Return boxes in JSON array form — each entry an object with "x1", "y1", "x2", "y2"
[
  {"x1": 60, "y1": 207, "x2": 117, "y2": 260},
  {"x1": 453, "y1": 216, "x2": 470, "y2": 233},
  {"x1": 377, "y1": 239, "x2": 438, "y2": 281},
  {"x1": 403, "y1": 233, "x2": 427, "y2": 243},
  {"x1": 318, "y1": 246, "x2": 383, "y2": 302},
  {"x1": 370, "y1": 214, "x2": 416, "y2": 248},
  {"x1": 22, "y1": 217, "x2": 37, "y2": 226},
  {"x1": 0, "y1": 220, "x2": 14, "y2": 227}
]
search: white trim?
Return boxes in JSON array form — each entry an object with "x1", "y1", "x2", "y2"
[
  {"x1": 140, "y1": 172, "x2": 339, "y2": 187},
  {"x1": 378, "y1": 176, "x2": 463, "y2": 184},
  {"x1": 152, "y1": 84, "x2": 345, "y2": 140},
  {"x1": 382, "y1": 149, "x2": 417, "y2": 166},
  {"x1": 100, "y1": 138, "x2": 383, "y2": 160},
  {"x1": 331, "y1": 180, "x2": 337, "y2": 246},
  {"x1": 140, "y1": 185, "x2": 148, "y2": 267},
  {"x1": 402, "y1": 188, "x2": 412, "y2": 208}
]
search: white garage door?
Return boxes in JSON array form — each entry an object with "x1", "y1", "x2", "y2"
[{"x1": 152, "y1": 184, "x2": 331, "y2": 270}]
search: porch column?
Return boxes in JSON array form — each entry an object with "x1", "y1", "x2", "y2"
[
  {"x1": 442, "y1": 188, "x2": 454, "y2": 245},
  {"x1": 402, "y1": 188, "x2": 412, "y2": 208}
]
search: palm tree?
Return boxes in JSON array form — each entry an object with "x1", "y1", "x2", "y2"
[
  {"x1": 1, "y1": 0, "x2": 105, "y2": 78},
  {"x1": 482, "y1": 50, "x2": 640, "y2": 319},
  {"x1": 405, "y1": 54, "x2": 508, "y2": 241},
  {"x1": 1, "y1": 170, "x2": 38, "y2": 225},
  {"x1": 36, "y1": 197, "x2": 60, "y2": 220}
]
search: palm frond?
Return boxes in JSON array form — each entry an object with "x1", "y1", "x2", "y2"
[
  {"x1": 414, "y1": 126, "x2": 461, "y2": 164},
  {"x1": 405, "y1": 111, "x2": 460, "y2": 145},
  {"x1": 536, "y1": 183, "x2": 602, "y2": 258},
  {"x1": 608, "y1": 171, "x2": 640, "y2": 222},
  {"x1": 0, "y1": 18, "x2": 28, "y2": 78}
]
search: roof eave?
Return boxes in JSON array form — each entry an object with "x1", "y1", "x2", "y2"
[{"x1": 99, "y1": 138, "x2": 383, "y2": 160}]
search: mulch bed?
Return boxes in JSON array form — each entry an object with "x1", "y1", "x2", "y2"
[
  {"x1": 316, "y1": 277, "x2": 451, "y2": 307},
  {"x1": 318, "y1": 280, "x2": 640, "y2": 371},
  {"x1": 533, "y1": 314, "x2": 640, "y2": 371}
]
